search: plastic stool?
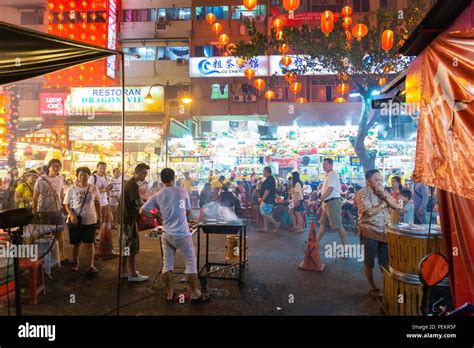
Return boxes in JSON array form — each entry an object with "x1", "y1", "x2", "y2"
[{"x1": 19, "y1": 259, "x2": 46, "y2": 305}]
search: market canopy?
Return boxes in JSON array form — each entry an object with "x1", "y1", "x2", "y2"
[{"x1": 0, "y1": 21, "x2": 117, "y2": 85}]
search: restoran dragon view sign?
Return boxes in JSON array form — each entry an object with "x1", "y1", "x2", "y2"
[{"x1": 69, "y1": 86, "x2": 164, "y2": 113}]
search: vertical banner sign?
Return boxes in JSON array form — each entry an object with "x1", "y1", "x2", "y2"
[{"x1": 411, "y1": 8, "x2": 474, "y2": 308}]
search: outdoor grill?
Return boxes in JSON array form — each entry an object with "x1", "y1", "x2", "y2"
[{"x1": 197, "y1": 219, "x2": 247, "y2": 289}]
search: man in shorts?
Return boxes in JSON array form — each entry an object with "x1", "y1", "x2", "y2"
[
  {"x1": 316, "y1": 158, "x2": 347, "y2": 247},
  {"x1": 121, "y1": 163, "x2": 150, "y2": 282},
  {"x1": 140, "y1": 168, "x2": 210, "y2": 303},
  {"x1": 258, "y1": 166, "x2": 280, "y2": 232},
  {"x1": 355, "y1": 169, "x2": 399, "y2": 298}
]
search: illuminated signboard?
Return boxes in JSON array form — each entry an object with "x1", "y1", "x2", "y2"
[
  {"x1": 170, "y1": 157, "x2": 199, "y2": 163},
  {"x1": 106, "y1": 0, "x2": 118, "y2": 80},
  {"x1": 69, "y1": 86, "x2": 164, "y2": 113},
  {"x1": 39, "y1": 93, "x2": 69, "y2": 116},
  {"x1": 69, "y1": 125, "x2": 162, "y2": 142},
  {"x1": 189, "y1": 55, "x2": 334, "y2": 78}
]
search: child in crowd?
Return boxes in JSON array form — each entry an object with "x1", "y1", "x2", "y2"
[{"x1": 399, "y1": 189, "x2": 414, "y2": 224}]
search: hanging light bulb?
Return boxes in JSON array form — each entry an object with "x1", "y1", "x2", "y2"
[
  {"x1": 289, "y1": 82, "x2": 302, "y2": 95},
  {"x1": 280, "y1": 56, "x2": 292, "y2": 67}
]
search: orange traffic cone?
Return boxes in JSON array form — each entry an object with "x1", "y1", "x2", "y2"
[
  {"x1": 298, "y1": 221, "x2": 326, "y2": 271},
  {"x1": 96, "y1": 222, "x2": 117, "y2": 259}
]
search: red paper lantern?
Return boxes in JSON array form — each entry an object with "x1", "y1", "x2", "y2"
[
  {"x1": 280, "y1": 56, "x2": 292, "y2": 67},
  {"x1": 226, "y1": 43, "x2": 237, "y2": 53},
  {"x1": 289, "y1": 82, "x2": 302, "y2": 95},
  {"x1": 282, "y1": 0, "x2": 300, "y2": 12},
  {"x1": 206, "y1": 13, "x2": 216, "y2": 25},
  {"x1": 218, "y1": 34, "x2": 230, "y2": 46},
  {"x1": 211, "y1": 22, "x2": 223, "y2": 34},
  {"x1": 244, "y1": 68, "x2": 255, "y2": 80},
  {"x1": 278, "y1": 43, "x2": 289, "y2": 54},
  {"x1": 341, "y1": 6, "x2": 352, "y2": 17},
  {"x1": 336, "y1": 83, "x2": 349, "y2": 94},
  {"x1": 236, "y1": 57, "x2": 246, "y2": 67},
  {"x1": 342, "y1": 17, "x2": 352, "y2": 29},
  {"x1": 243, "y1": 0, "x2": 257, "y2": 11},
  {"x1": 275, "y1": 30, "x2": 284, "y2": 41},
  {"x1": 253, "y1": 79, "x2": 266, "y2": 92},
  {"x1": 321, "y1": 10, "x2": 334, "y2": 37},
  {"x1": 285, "y1": 72, "x2": 297, "y2": 83},
  {"x1": 272, "y1": 15, "x2": 288, "y2": 30},
  {"x1": 264, "y1": 90, "x2": 275, "y2": 101},
  {"x1": 296, "y1": 97, "x2": 308, "y2": 104},
  {"x1": 352, "y1": 24, "x2": 368, "y2": 41},
  {"x1": 381, "y1": 29, "x2": 394, "y2": 52}
]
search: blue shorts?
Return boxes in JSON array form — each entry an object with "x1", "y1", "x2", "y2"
[
  {"x1": 360, "y1": 236, "x2": 388, "y2": 269},
  {"x1": 260, "y1": 203, "x2": 274, "y2": 216},
  {"x1": 293, "y1": 200, "x2": 305, "y2": 213}
]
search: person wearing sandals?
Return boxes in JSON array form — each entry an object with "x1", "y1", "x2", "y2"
[
  {"x1": 63, "y1": 167, "x2": 101, "y2": 276},
  {"x1": 288, "y1": 171, "x2": 305, "y2": 233},
  {"x1": 140, "y1": 168, "x2": 210, "y2": 303}
]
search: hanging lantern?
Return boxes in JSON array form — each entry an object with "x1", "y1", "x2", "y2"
[
  {"x1": 285, "y1": 72, "x2": 297, "y2": 83},
  {"x1": 253, "y1": 79, "x2": 266, "y2": 92},
  {"x1": 69, "y1": 1, "x2": 76, "y2": 8},
  {"x1": 58, "y1": 24, "x2": 64, "y2": 31},
  {"x1": 206, "y1": 13, "x2": 216, "y2": 25},
  {"x1": 236, "y1": 57, "x2": 246, "y2": 67},
  {"x1": 58, "y1": 13, "x2": 64, "y2": 21},
  {"x1": 289, "y1": 82, "x2": 302, "y2": 95},
  {"x1": 244, "y1": 68, "x2": 255, "y2": 80},
  {"x1": 336, "y1": 83, "x2": 349, "y2": 94},
  {"x1": 282, "y1": 0, "x2": 300, "y2": 12},
  {"x1": 341, "y1": 6, "x2": 352, "y2": 17},
  {"x1": 280, "y1": 56, "x2": 292, "y2": 67},
  {"x1": 90, "y1": 24, "x2": 96, "y2": 30},
  {"x1": 342, "y1": 73, "x2": 349, "y2": 81},
  {"x1": 81, "y1": 1, "x2": 87, "y2": 8},
  {"x1": 264, "y1": 90, "x2": 275, "y2": 101},
  {"x1": 272, "y1": 14, "x2": 288, "y2": 30},
  {"x1": 218, "y1": 34, "x2": 230, "y2": 46},
  {"x1": 275, "y1": 30, "x2": 284, "y2": 41},
  {"x1": 48, "y1": 2, "x2": 54, "y2": 10},
  {"x1": 59, "y1": 4, "x2": 65, "y2": 11},
  {"x1": 90, "y1": 13, "x2": 97, "y2": 20},
  {"x1": 90, "y1": 35, "x2": 96, "y2": 41},
  {"x1": 81, "y1": 33, "x2": 86, "y2": 40},
  {"x1": 352, "y1": 23, "x2": 368, "y2": 41},
  {"x1": 68, "y1": 23, "x2": 75, "y2": 30},
  {"x1": 342, "y1": 17, "x2": 352, "y2": 29},
  {"x1": 47, "y1": 25, "x2": 53, "y2": 32},
  {"x1": 320, "y1": 10, "x2": 334, "y2": 37},
  {"x1": 379, "y1": 77, "x2": 387, "y2": 86},
  {"x1": 278, "y1": 43, "x2": 289, "y2": 54},
  {"x1": 334, "y1": 97, "x2": 347, "y2": 103},
  {"x1": 226, "y1": 43, "x2": 237, "y2": 53},
  {"x1": 296, "y1": 97, "x2": 308, "y2": 104},
  {"x1": 211, "y1": 22, "x2": 223, "y2": 34},
  {"x1": 243, "y1": 0, "x2": 257, "y2": 11},
  {"x1": 381, "y1": 29, "x2": 394, "y2": 52}
]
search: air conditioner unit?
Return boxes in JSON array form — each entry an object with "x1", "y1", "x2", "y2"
[
  {"x1": 176, "y1": 58, "x2": 187, "y2": 66},
  {"x1": 245, "y1": 95, "x2": 257, "y2": 103},
  {"x1": 156, "y1": 22, "x2": 166, "y2": 30},
  {"x1": 232, "y1": 95, "x2": 244, "y2": 103},
  {"x1": 254, "y1": 15, "x2": 265, "y2": 22}
]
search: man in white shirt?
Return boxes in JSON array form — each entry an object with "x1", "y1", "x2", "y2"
[
  {"x1": 317, "y1": 158, "x2": 347, "y2": 247},
  {"x1": 89, "y1": 162, "x2": 116, "y2": 256}
]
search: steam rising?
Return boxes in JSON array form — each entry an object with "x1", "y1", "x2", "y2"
[{"x1": 201, "y1": 202, "x2": 242, "y2": 224}]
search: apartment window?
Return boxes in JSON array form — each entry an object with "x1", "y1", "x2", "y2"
[
  {"x1": 122, "y1": 9, "x2": 156, "y2": 22},
  {"x1": 310, "y1": 0, "x2": 343, "y2": 12},
  {"x1": 122, "y1": 47, "x2": 156, "y2": 61},
  {"x1": 211, "y1": 84, "x2": 229, "y2": 99},
  {"x1": 157, "y1": 8, "x2": 191, "y2": 20},
  {"x1": 157, "y1": 47, "x2": 190, "y2": 60},
  {"x1": 51, "y1": 10, "x2": 106, "y2": 24},
  {"x1": 230, "y1": 5, "x2": 266, "y2": 19},
  {"x1": 353, "y1": 0, "x2": 370, "y2": 12},
  {"x1": 195, "y1": 6, "x2": 229, "y2": 20},
  {"x1": 20, "y1": 9, "x2": 44, "y2": 25},
  {"x1": 194, "y1": 45, "x2": 216, "y2": 57},
  {"x1": 17, "y1": 85, "x2": 39, "y2": 100}
]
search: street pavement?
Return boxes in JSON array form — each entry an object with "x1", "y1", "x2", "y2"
[{"x1": 0, "y1": 214, "x2": 383, "y2": 316}]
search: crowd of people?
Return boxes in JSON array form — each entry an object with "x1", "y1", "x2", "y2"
[{"x1": 0, "y1": 158, "x2": 439, "y2": 301}]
